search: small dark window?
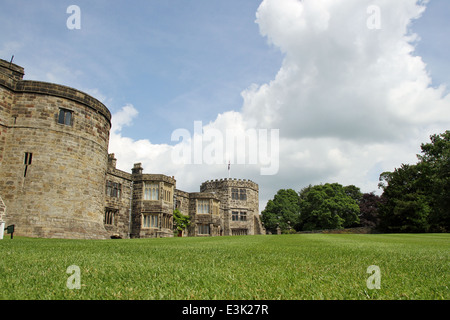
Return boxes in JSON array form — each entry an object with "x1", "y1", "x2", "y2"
[
  {"x1": 232, "y1": 188, "x2": 239, "y2": 200},
  {"x1": 198, "y1": 224, "x2": 210, "y2": 235},
  {"x1": 239, "y1": 189, "x2": 247, "y2": 201},
  {"x1": 104, "y1": 209, "x2": 117, "y2": 225},
  {"x1": 58, "y1": 109, "x2": 72, "y2": 126},
  {"x1": 24, "y1": 152, "x2": 32, "y2": 165},
  {"x1": 106, "y1": 181, "x2": 121, "y2": 198},
  {"x1": 24, "y1": 152, "x2": 32, "y2": 177}
]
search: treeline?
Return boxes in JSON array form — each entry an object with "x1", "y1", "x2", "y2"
[{"x1": 261, "y1": 131, "x2": 449, "y2": 234}]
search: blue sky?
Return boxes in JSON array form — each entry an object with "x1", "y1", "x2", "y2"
[
  {"x1": 2, "y1": 0, "x2": 449, "y2": 209},
  {"x1": 411, "y1": 0, "x2": 450, "y2": 89},
  {"x1": 2, "y1": 0, "x2": 446, "y2": 143},
  {"x1": 1, "y1": 0, "x2": 283, "y2": 143}
]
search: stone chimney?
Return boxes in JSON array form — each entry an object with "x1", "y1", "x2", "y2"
[
  {"x1": 108, "y1": 153, "x2": 117, "y2": 169},
  {"x1": 132, "y1": 163, "x2": 143, "y2": 175}
]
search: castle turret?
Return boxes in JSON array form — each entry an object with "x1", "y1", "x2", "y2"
[
  {"x1": 200, "y1": 178, "x2": 263, "y2": 236},
  {"x1": 0, "y1": 59, "x2": 111, "y2": 239}
]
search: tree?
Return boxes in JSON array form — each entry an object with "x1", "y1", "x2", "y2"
[
  {"x1": 344, "y1": 185, "x2": 363, "y2": 204},
  {"x1": 378, "y1": 164, "x2": 431, "y2": 232},
  {"x1": 173, "y1": 209, "x2": 191, "y2": 236},
  {"x1": 359, "y1": 192, "x2": 385, "y2": 228},
  {"x1": 378, "y1": 131, "x2": 450, "y2": 232},
  {"x1": 298, "y1": 183, "x2": 360, "y2": 231},
  {"x1": 261, "y1": 189, "x2": 300, "y2": 233},
  {"x1": 418, "y1": 131, "x2": 450, "y2": 232}
]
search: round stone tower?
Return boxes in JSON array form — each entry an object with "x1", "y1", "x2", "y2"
[{"x1": 0, "y1": 59, "x2": 111, "y2": 239}]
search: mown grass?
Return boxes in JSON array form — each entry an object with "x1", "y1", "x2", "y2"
[{"x1": 0, "y1": 234, "x2": 448, "y2": 300}]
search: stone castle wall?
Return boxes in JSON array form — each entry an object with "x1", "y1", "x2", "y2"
[
  {"x1": 0, "y1": 85, "x2": 13, "y2": 165},
  {"x1": 188, "y1": 192, "x2": 222, "y2": 237},
  {"x1": 105, "y1": 154, "x2": 133, "y2": 239},
  {"x1": 174, "y1": 189, "x2": 190, "y2": 216},
  {"x1": 0, "y1": 59, "x2": 22, "y2": 165},
  {"x1": 130, "y1": 164, "x2": 175, "y2": 238},
  {"x1": 0, "y1": 59, "x2": 264, "y2": 240},
  {"x1": 0, "y1": 59, "x2": 111, "y2": 239},
  {"x1": 200, "y1": 178, "x2": 262, "y2": 236}
]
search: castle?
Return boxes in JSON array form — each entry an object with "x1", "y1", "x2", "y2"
[{"x1": 0, "y1": 58, "x2": 264, "y2": 239}]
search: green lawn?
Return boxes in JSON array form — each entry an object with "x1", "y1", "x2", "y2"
[{"x1": 0, "y1": 234, "x2": 448, "y2": 300}]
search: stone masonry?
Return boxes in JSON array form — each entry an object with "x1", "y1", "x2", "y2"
[
  {"x1": 0, "y1": 58, "x2": 264, "y2": 239},
  {"x1": 104, "y1": 158, "x2": 264, "y2": 239},
  {"x1": 187, "y1": 192, "x2": 222, "y2": 237},
  {"x1": 0, "y1": 59, "x2": 110, "y2": 239},
  {"x1": 200, "y1": 179, "x2": 264, "y2": 236},
  {"x1": 105, "y1": 154, "x2": 133, "y2": 239}
]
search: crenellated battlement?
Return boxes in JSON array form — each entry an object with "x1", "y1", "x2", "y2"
[{"x1": 200, "y1": 178, "x2": 258, "y2": 192}]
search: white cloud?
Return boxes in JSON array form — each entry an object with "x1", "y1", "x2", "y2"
[
  {"x1": 239, "y1": 0, "x2": 449, "y2": 200},
  {"x1": 111, "y1": 104, "x2": 139, "y2": 133},
  {"x1": 109, "y1": 104, "x2": 174, "y2": 174},
  {"x1": 243, "y1": 0, "x2": 449, "y2": 143},
  {"x1": 109, "y1": 0, "x2": 450, "y2": 212}
]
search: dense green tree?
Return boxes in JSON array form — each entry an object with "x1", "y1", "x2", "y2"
[
  {"x1": 343, "y1": 185, "x2": 363, "y2": 204},
  {"x1": 173, "y1": 209, "x2": 191, "y2": 236},
  {"x1": 261, "y1": 189, "x2": 300, "y2": 233},
  {"x1": 378, "y1": 131, "x2": 450, "y2": 232},
  {"x1": 378, "y1": 164, "x2": 431, "y2": 232},
  {"x1": 418, "y1": 131, "x2": 450, "y2": 232},
  {"x1": 298, "y1": 183, "x2": 360, "y2": 231}
]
